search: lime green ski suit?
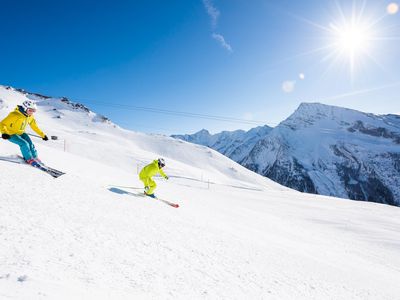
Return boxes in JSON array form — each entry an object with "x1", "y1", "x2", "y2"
[{"x1": 139, "y1": 160, "x2": 168, "y2": 195}]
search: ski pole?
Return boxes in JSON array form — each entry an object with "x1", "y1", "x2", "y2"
[{"x1": 28, "y1": 133, "x2": 58, "y2": 140}]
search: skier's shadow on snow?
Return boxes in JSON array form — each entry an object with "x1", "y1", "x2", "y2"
[{"x1": 108, "y1": 187, "x2": 140, "y2": 197}]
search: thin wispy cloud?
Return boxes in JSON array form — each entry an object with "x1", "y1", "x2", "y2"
[
  {"x1": 321, "y1": 80, "x2": 400, "y2": 102},
  {"x1": 202, "y1": 0, "x2": 233, "y2": 53},
  {"x1": 203, "y1": 0, "x2": 220, "y2": 28},
  {"x1": 212, "y1": 33, "x2": 233, "y2": 52}
]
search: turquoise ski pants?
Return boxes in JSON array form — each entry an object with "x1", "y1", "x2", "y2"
[{"x1": 8, "y1": 133, "x2": 37, "y2": 160}]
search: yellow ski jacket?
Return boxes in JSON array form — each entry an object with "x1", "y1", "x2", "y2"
[
  {"x1": 0, "y1": 106, "x2": 45, "y2": 137},
  {"x1": 139, "y1": 160, "x2": 167, "y2": 179}
]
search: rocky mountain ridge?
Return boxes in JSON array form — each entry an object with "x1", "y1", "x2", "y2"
[{"x1": 173, "y1": 103, "x2": 400, "y2": 206}]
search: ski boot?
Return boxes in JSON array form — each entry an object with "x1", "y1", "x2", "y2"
[
  {"x1": 34, "y1": 157, "x2": 43, "y2": 164},
  {"x1": 26, "y1": 158, "x2": 41, "y2": 167},
  {"x1": 144, "y1": 192, "x2": 156, "y2": 198}
]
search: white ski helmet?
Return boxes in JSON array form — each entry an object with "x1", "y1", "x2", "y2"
[
  {"x1": 158, "y1": 158, "x2": 166, "y2": 168},
  {"x1": 22, "y1": 100, "x2": 37, "y2": 111}
]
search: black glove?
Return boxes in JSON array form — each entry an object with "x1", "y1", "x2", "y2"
[
  {"x1": 42, "y1": 135, "x2": 49, "y2": 141},
  {"x1": 1, "y1": 133, "x2": 10, "y2": 140}
]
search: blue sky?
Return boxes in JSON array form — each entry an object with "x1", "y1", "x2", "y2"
[{"x1": 1, "y1": 0, "x2": 399, "y2": 134}]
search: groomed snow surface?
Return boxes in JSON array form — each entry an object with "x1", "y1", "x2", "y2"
[{"x1": 1, "y1": 86, "x2": 400, "y2": 299}]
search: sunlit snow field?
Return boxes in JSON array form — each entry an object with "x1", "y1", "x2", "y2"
[{"x1": 1, "y1": 86, "x2": 400, "y2": 299}]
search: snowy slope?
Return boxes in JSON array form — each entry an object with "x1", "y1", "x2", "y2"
[
  {"x1": 0, "y1": 85, "x2": 277, "y2": 189},
  {"x1": 1, "y1": 86, "x2": 400, "y2": 299}
]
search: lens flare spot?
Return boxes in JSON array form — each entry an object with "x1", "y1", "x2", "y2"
[{"x1": 387, "y1": 3, "x2": 399, "y2": 15}]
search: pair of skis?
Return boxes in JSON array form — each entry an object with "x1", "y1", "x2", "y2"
[
  {"x1": 149, "y1": 194, "x2": 179, "y2": 208},
  {"x1": 109, "y1": 186, "x2": 179, "y2": 208},
  {"x1": 0, "y1": 155, "x2": 65, "y2": 178}
]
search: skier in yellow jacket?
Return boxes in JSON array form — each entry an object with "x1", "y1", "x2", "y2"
[
  {"x1": 139, "y1": 158, "x2": 168, "y2": 198},
  {"x1": 0, "y1": 100, "x2": 48, "y2": 166}
]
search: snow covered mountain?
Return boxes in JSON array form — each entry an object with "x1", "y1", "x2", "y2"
[
  {"x1": 172, "y1": 125, "x2": 272, "y2": 163},
  {"x1": 1, "y1": 85, "x2": 400, "y2": 299},
  {"x1": 173, "y1": 103, "x2": 400, "y2": 206}
]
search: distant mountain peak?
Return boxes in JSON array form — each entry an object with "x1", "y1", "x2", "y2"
[
  {"x1": 173, "y1": 102, "x2": 400, "y2": 206},
  {"x1": 196, "y1": 129, "x2": 211, "y2": 135},
  {"x1": 293, "y1": 102, "x2": 346, "y2": 118}
]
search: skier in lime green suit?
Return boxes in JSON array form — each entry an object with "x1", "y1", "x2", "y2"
[{"x1": 139, "y1": 158, "x2": 168, "y2": 198}]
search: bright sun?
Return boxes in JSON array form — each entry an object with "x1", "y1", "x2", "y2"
[
  {"x1": 320, "y1": 3, "x2": 383, "y2": 80},
  {"x1": 329, "y1": 20, "x2": 373, "y2": 73},
  {"x1": 282, "y1": 1, "x2": 400, "y2": 85},
  {"x1": 290, "y1": 1, "x2": 400, "y2": 81},
  {"x1": 334, "y1": 24, "x2": 369, "y2": 52}
]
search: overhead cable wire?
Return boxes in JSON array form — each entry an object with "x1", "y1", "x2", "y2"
[
  {"x1": 65, "y1": 99, "x2": 399, "y2": 135},
  {"x1": 81, "y1": 100, "x2": 274, "y2": 126}
]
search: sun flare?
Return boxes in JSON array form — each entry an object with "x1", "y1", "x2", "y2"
[
  {"x1": 289, "y1": 1, "x2": 400, "y2": 82},
  {"x1": 387, "y1": 3, "x2": 399, "y2": 15},
  {"x1": 321, "y1": 2, "x2": 384, "y2": 80},
  {"x1": 328, "y1": 20, "x2": 373, "y2": 74},
  {"x1": 332, "y1": 23, "x2": 370, "y2": 53}
]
